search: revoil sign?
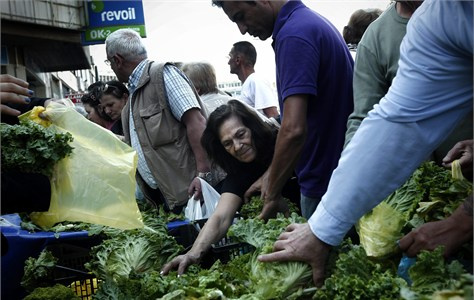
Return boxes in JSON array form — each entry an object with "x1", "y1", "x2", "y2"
[
  {"x1": 83, "y1": 0, "x2": 146, "y2": 45},
  {"x1": 101, "y1": 7, "x2": 136, "y2": 22}
]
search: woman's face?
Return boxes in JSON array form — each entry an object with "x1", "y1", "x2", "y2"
[
  {"x1": 100, "y1": 93, "x2": 127, "y2": 121},
  {"x1": 219, "y1": 115, "x2": 256, "y2": 163},
  {"x1": 83, "y1": 103, "x2": 105, "y2": 126}
]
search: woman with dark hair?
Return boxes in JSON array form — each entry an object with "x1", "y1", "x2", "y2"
[
  {"x1": 82, "y1": 80, "x2": 128, "y2": 136},
  {"x1": 81, "y1": 89, "x2": 114, "y2": 130},
  {"x1": 161, "y1": 99, "x2": 299, "y2": 275},
  {"x1": 98, "y1": 80, "x2": 129, "y2": 136},
  {"x1": 202, "y1": 99, "x2": 276, "y2": 174}
]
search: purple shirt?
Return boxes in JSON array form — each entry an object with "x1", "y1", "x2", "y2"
[{"x1": 272, "y1": 0, "x2": 354, "y2": 198}]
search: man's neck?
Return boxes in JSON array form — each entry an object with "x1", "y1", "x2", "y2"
[{"x1": 238, "y1": 68, "x2": 255, "y2": 83}]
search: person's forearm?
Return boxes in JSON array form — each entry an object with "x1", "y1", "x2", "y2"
[
  {"x1": 266, "y1": 118, "x2": 305, "y2": 200},
  {"x1": 188, "y1": 213, "x2": 233, "y2": 258},
  {"x1": 458, "y1": 194, "x2": 473, "y2": 234},
  {"x1": 186, "y1": 125, "x2": 211, "y2": 172},
  {"x1": 262, "y1": 106, "x2": 279, "y2": 119},
  {"x1": 180, "y1": 108, "x2": 211, "y2": 173}
]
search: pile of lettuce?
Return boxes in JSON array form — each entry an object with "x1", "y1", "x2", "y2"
[
  {"x1": 357, "y1": 161, "x2": 472, "y2": 258},
  {"x1": 89, "y1": 211, "x2": 314, "y2": 299},
  {"x1": 21, "y1": 198, "x2": 473, "y2": 299},
  {"x1": 239, "y1": 196, "x2": 300, "y2": 219},
  {"x1": 313, "y1": 241, "x2": 473, "y2": 300},
  {"x1": 227, "y1": 213, "x2": 313, "y2": 299},
  {"x1": 22, "y1": 204, "x2": 315, "y2": 299},
  {"x1": 1, "y1": 119, "x2": 73, "y2": 177}
]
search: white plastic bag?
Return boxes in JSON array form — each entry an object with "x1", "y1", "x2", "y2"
[
  {"x1": 184, "y1": 195, "x2": 203, "y2": 221},
  {"x1": 184, "y1": 178, "x2": 220, "y2": 221}
]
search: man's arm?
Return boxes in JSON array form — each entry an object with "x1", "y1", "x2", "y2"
[
  {"x1": 163, "y1": 65, "x2": 212, "y2": 175},
  {"x1": 259, "y1": 94, "x2": 308, "y2": 220},
  {"x1": 181, "y1": 108, "x2": 211, "y2": 174},
  {"x1": 252, "y1": 75, "x2": 280, "y2": 119},
  {"x1": 262, "y1": 106, "x2": 279, "y2": 119}
]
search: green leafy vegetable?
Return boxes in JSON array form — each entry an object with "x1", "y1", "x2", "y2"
[
  {"x1": 408, "y1": 247, "x2": 467, "y2": 298},
  {"x1": 24, "y1": 283, "x2": 80, "y2": 300},
  {"x1": 240, "y1": 196, "x2": 300, "y2": 219},
  {"x1": 85, "y1": 227, "x2": 181, "y2": 281},
  {"x1": 228, "y1": 213, "x2": 313, "y2": 298},
  {"x1": 228, "y1": 212, "x2": 306, "y2": 249},
  {"x1": 248, "y1": 246, "x2": 313, "y2": 299},
  {"x1": 313, "y1": 240, "x2": 406, "y2": 300},
  {"x1": 1, "y1": 120, "x2": 73, "y2": 177},
  {"x1": 21, "y1": 249, "x2": 58, "y2": 291},
  {"x1": 358, "y1": 161, "x2": 472, "y2": 258}
]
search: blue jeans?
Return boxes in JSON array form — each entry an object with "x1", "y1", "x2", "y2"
[{"x1": 300, "y1": 194, "x2": 321, "y2": 220}]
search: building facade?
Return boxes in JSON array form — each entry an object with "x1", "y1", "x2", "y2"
[{"x1": 1, "y1": 0, "x2": 96, "y2": 99}]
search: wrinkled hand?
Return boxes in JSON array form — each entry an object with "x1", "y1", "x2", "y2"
[
  {"x1": 0, "y1": 74, "x2": 33, "y2": 116},
  {"x1": 188, "y1": 177, "x2": 203, "y2": 200},
  {"x1": 258, "y1": 196, "x2": 289, "y2": 221},
  {"x1": 399, "y1": 197, "x2": 473, "y2": 257},
  {"x1": 442, "y1": 140, "x2": 473, "y2": 180},
  {"x1": 399, "y1": 219, "x2": 464, "y2": 258},
  {"x1": 258, "y1": 223, "x2": 331, "y2": 286},
  {"x1": 161, "y1": 253, "x2": 200, "y2": 276}
]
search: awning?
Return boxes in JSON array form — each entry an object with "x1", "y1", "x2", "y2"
[{"x1": 1, "y1": 19, "x2": 91, "y2": 72}]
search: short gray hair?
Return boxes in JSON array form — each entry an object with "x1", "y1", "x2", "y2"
[
  {"x1": 181, "y1": 62, "x2": 218, "y2": 95},
  {"x1": 105, "y1": 29, "x2": 147, "y2": 62}
]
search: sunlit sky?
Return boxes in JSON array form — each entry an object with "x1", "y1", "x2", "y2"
[{"x1": 90, "y1": 0, "x2": 392, "y2": 84}]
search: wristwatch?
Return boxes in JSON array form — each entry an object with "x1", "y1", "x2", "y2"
[{"x1": 198, "y1": 171, "x2": 213, "y2": 184}]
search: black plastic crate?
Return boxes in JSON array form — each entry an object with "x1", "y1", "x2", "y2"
[
  {"x1": 209, "y1": 236, "x2": 255, "y2": 263},
  {"x1": 191, "y1": 217, "x2": 255, "y2": 268},
  {"x1": 168, "y1": 223, "x2": 200, "y2": 250},
  {"x1": 44, "y1": 238, "x2": 102, "y2": 299}
]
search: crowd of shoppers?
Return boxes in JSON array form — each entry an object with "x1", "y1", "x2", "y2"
[{"x1": 2, "y1": 0, "x2": 472, "y2": 289}]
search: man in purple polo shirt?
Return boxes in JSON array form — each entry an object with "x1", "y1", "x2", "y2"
[{"x1": 212, "y1": 0, "x2": 354, "y2": 220}]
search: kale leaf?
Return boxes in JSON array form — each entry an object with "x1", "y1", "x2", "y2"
[{"x1": 1, "y1": 120, "x2": 73, "y2": 177}]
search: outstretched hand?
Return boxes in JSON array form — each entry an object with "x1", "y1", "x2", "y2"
[
  {"x1": 161, "y1": 252, "x2": 200, "y2": 276},
  {"x1": 257, "y1": 223, "x2": 331, "y2": 286},
  {"x1": 398, "y1": 218, "x2": 463, "y2": 257},
  {"x1": 0, "y1": 74, "x2": 33, "y2": 116},
  {"x1": 399, "y1": 195, "x2": 473, "y2": 257}
]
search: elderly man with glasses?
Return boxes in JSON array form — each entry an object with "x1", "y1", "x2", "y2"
[{"x1": 104, "y1": 28, "x2": 223, "y2": 213}]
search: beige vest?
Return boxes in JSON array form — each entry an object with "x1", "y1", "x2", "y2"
[{"x1": 122, "y1": 62, "x2": 209, "y2": 209}]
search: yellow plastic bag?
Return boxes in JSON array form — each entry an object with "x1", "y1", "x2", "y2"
[{"x1": 22, "y1": 101, "x2": 143, "y2": 230}]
